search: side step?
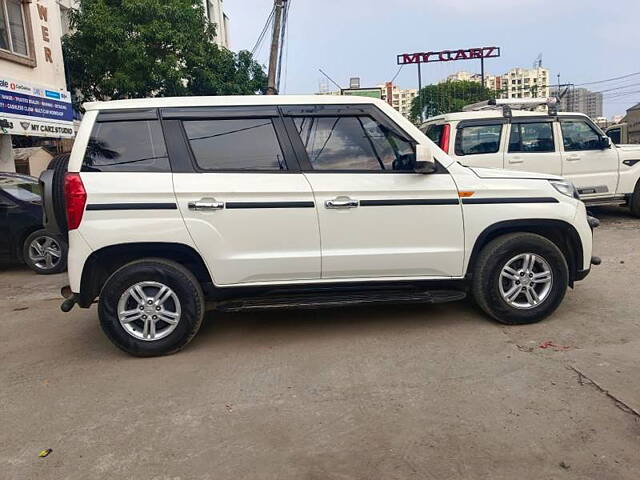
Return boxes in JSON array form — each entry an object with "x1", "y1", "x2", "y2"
[{"x1": 214, "y1": 289, "x2": 467, "y2": 313}]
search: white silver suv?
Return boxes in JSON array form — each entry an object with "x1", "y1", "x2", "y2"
[
  {"x1": 421, "y1": 102, "x2": 640, "y2": 216},
  {"x1": 42, "y1": 95, "x2": 598, "y2": 356}
]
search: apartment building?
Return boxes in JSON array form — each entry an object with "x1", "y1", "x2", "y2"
[
  {"x1": 378, "y1": 82, "x2": 418, "y2": 118},
  {"x1": 550, "y1": 87, "x2": 603, "y2": 118},
  {"x1": 442, "y1": 67, "x2": 550, "y2": 100},
  {"x1": 203, "y1": 0, "x2": 230, "y2": 48}
]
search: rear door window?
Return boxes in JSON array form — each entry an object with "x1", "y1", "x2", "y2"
[
  {"x1": 183, "y1": 118, "x2": 287, "y2": 171},
  {"x1": 508, "y1": 122, "x2": 555, "y2": 153},
  {"x1": 455, "y1": 124, "x2": 502, "y2": 156},
  {"x1": 424, "y1": 124, "x2": 444, "y2": 146},
  {"x1": 83, "y1": 120, "x2": 170, "y2": 172}
]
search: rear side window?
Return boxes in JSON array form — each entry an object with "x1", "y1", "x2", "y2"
[
  {"x1": 508, "y1": 122, "x2": 555, "y2": 153},
  {"x1": 83, "y1": 120, "x2": 170, "y2": 172},
  {"x1": 607, "y1": 128, "x2": 621, "y2": 145},
  {"x1": 293, "y1": 116, "x2": 415, "y2": 171},
  {"x1": 183, "y1": 118, "x2": 287, "y2": 171},
  {"x1": 455, "y1": 124, "x2": 502, "y2": 156},
  {"x1": 560, "y1": 120, "x2": 601, "y2": 151}
]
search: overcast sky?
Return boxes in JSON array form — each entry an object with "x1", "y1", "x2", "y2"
[{"x1": 225, "y1": 0, "x2": 640, "y2": 117}]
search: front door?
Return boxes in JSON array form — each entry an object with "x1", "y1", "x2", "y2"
[
  {"x1": 502, "y1": 120, "x2": 562, "y2": 175},
  {"x1": 166, "y1": 108, "x2": 321, "y2": 285},
  {"x1": 559, "y1": 118, "x2": 619, "y2": 198},
  {"x1": 282, "y1": 106, "x2": 464, "y2": 279}
]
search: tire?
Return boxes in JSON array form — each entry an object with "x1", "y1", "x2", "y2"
[
  {"x1": 471, "y1": 233, "x2": 569, "y2": 325},
  {"x1": 630, "y1": 180, "x2": 640, "y2": 218},
  {"x1": 46, "y1": 153, "x2": 70, "y2": 236},
  {"x1": 22, "y1": 229, "x2": 68, "y2": 274},
  {"x1": 98, "y1": 258, "x2": 205, "y2": 357}
]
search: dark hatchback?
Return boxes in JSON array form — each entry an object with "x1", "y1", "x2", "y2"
[{"x1": 0, "y1": 173, "x2": 67, "y2": 274}]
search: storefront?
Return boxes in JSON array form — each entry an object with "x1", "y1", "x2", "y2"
[{"x1": 0, "y1": 0, "x2": 75, "y2": 175}]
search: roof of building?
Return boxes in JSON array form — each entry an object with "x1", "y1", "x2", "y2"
[{"x1": 628, "y1": 102, "x2": 640, "y2": 112}]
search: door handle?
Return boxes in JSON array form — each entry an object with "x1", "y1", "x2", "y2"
[
  {"x1": 508, "y1": 157, "x2": 524, "y2": 164},
  {"x1": 325, "y1": 197, "x2": 359, "y2": 209},
  {"x1": 566, "y1": 155, "x2": 581, "y2": 161},
  {"x1": 188, "y1": 198, "x2": 224, "y2": 211}
]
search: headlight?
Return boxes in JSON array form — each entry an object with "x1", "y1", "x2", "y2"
[{"x1": 549, "y1": 180, "x2": 580, "y2": 199}]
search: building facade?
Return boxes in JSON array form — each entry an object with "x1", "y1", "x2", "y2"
[
  {"x1": 442, "y1": 67, "x2": 550, "y2": 100},
  {"x1": 203, "y1": 0, "x2": 230, "y2": 48},
  {"x1": 378, "y1": 82, "x2": 418, "y2": 118},
  {"x1": 0, "y1": 0, "x2": 75, "y2": 172},
  {"x1": 550, "y1": 87, "x2": 603, "y2": 118}
]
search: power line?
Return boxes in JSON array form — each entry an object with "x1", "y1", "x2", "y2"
[
  {"x1": 251, "y1": 6, "x2": 275, "y2": 57},
  {"x1": 575, "y1": 71, "x2": 640, "y2": 87},
  {"x1": 318, "y1": 68, "x2": 342, "y2": 91},
  {"x1": 390, "y1": 64, "x2": 404, "y2": 84}
]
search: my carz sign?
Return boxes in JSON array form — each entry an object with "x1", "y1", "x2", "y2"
[{"x1": 397, "y1": 47, "x2": 500, "y2": 65}]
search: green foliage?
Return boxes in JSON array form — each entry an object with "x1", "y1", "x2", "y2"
[
  {"x1": 63, "y1": 0, "x2": 267, "y2": 106},
  {"x1": 409, "y1": 81, "x2": 494, "y2": 123}
]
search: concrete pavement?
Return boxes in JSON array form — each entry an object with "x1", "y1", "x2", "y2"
[{"x1": 1, "y1": 207, "x2": 639, "y2": 479}]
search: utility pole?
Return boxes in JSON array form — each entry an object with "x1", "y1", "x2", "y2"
[{"x1": 267, "y1": 0, "x2": 286, "y2": 95}]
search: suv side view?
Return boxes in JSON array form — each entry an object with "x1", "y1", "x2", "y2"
[
  {"x1": 42, "y1": 95, "x2": 597, "y2": 357},
  {"x1": 421, "y1": 101, "x2": 640, "y2": 216}
]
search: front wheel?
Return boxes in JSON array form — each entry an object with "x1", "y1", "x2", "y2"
[
  {"x1": 630, "y1": 180, "x2": 640, "y2": 218},
  {"x1": 98, "y1": 259, "x2": 205, "y2": 357},
  {"x1": 471, "y1": 233, "x2": 569, "y2": 325}
]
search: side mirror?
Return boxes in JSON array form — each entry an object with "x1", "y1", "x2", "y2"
[
  {"x1": 414, "y1": 144, "x2": 437, "y2": 174},
  {"x1": 599, "y1": 136, "x2": 611, "y2": 149}
]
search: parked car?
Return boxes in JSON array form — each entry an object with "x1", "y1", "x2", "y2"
[
  {"x1": 41, "y1": 95, "x2": 598, "y2": 357},
  {"x1": 421, "y1": 99, "x2": 640, "y2": 216},
  {"x1": 0, "y1": 173, "x2": 67, "y2": 274}
]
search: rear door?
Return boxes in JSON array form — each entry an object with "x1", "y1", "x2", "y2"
[
  {"x1": 282, "y1": 105, "x2": 464, "y2": 279},
  {"x1": 165, "y1": 107, "x2": 320, "y2": 285},
  {"x1": 452, "y1": 120, "x2": 506, "y2": 169},
  {"x1": 503, "y1": 119, "x2": 561, "y2": 175},
  {"x1": 559, "y1": 117, "x2": 619, "y2": 198}
]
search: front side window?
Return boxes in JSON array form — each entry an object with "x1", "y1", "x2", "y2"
[
  {"x1": 183, "y1": 118, "x2": 286, "y2": 171},
  {"x1": 607, "y1": 128, "x2": 621, "y2": 145},
  {"x1": 455, "y1": 124, "x2": 502, "y2": 156},
  {"x1": 83, "y1": 120, "x2": 170, "y2": 172},
  {"x1": 508, "y1": 122, "x2": 555, "y2": 153},
  {"x1": 293, "y1": 115, "x2": 414, "y2": 171},
  {"x1": 0, "y1": 0, "x2": 28, "y2": 56},
  {"x1": 560, "y1": 120, "x2": 601, "y2": 151}
]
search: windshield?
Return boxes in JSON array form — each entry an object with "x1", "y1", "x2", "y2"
[{"x1": 0, "y1": 177, "x2": 42, "y2": 203}]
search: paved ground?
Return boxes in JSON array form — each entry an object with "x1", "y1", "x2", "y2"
[{"x1": 1, "y1": 207, "x2": 639, "y2": 480}]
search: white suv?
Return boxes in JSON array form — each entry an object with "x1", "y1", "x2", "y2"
[
  {"x1": 42, "y1": 95, "x2": 598, "y2": 356},
  {"x1": 421, "y1": 103, "x2": 640, "y2": 216}
]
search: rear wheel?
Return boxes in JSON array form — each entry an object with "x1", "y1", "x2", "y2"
[
  {"x1": 98, "y1": 259, "x2": 204, "y2": 357},
  {"x1": 471, "y1": 233, "x2": 569, "y2": 325},
  {"x1": 23, "y1": 229, "x2": 67, "y2": 274}
]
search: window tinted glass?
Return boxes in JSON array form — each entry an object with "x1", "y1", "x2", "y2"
[
  {"x1": 508, "y1": 122, "x2": 554, "y2": 153},
  {"x1": 0, "y1": 177, "x2": 41, "y2": 202},
  {"x1": 607, "y1": 128, "x2": 621, "y2": 145},
  {"x1": 455, "y1": 124, "x2": 502, "y2": 155},
  {"x1": 560, "y1": 120, "x2": 601, "y2": 151},
  {"x1": 424, "y1": 124, "x2": 444, "y2": 145},
  {"x1": 184, "y1": 119, "x2": 286, "y2": 171},
  {"x1": 294, "y1": 116, "x2": 414, "y2": 171},
  {"x1": 83, "y1": 120, "x2": 169, "y2": 172}
]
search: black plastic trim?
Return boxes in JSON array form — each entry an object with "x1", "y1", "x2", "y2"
[
  {"x1": 462, "y1": 197, "x2": 559, "y2": 205},
  {"x1": 96, "y1": 109, "x2": 159, "y2": 122},
  {"x1": 161, "y1": 106, "x2": 280, "y2": 119},
  {"x1": 225, "y1": 201, "x2": 314, "y2": 209},
  {"x1": 86, "y1": 203, "x2": 178, "y2": 211},
  {"x1": 623, "y1": 159, "x2": 640, "y2": 167},
  {"x1": 359, "y1": 199, "x2": 459, "y2": 206}
]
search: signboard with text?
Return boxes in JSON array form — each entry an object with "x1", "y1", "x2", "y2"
[
  {"x1": 341, "y1": 88, "x2": 382, "y2": 99},
  {"x1": 0, "y1": 76, "x2": 74, "y2": 138},
  {"x1": 397, "y1": 47, "x2": 501, "y2": 65}
]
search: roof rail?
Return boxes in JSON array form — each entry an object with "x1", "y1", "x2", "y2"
[{"x1": 462, "y1": 97, "x2": 558, "y2": 117}]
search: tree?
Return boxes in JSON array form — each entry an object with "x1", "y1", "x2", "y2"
[
  {"x1": 409, "y1": 81, "x2": 494, "y2": 123},
  {"x1": 63, "y1": 0, "x2": 267, "y2": 106}
]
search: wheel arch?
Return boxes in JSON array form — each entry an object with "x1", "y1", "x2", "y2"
[
  {"x1": 78, "y1": 242, "x2": 213, "y2": 308},
  {"x1": 466, "y1": 219, "x2": 584, "y2": 287}
]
